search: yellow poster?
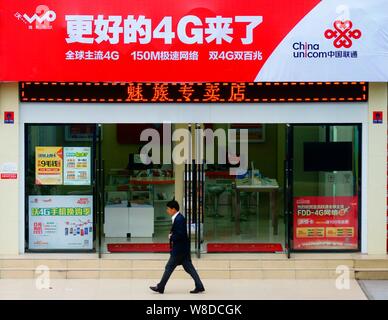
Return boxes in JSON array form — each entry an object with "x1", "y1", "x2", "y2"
[{"x1": 35, "y1": 147, "x2": 63, "y2": 185}]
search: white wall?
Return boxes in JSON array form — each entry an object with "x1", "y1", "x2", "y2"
[
  {"x1": 20, "y1": 102, "x2": 367, "y2": 124},
  {"x1": 367, "y1": 83, "x2": 388, "y2": 254},
  {"x1": 0, "y1": 83, "x2": 19, "y2": 255}
]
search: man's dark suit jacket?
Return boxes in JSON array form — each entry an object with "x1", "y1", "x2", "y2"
[{"x1": 170, "y1": 212, "x2": 190, "y2": 256}]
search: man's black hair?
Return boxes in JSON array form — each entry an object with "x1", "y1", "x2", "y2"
[{"x1": 166, "y1": 200, "x2": 179, "y2": 211}]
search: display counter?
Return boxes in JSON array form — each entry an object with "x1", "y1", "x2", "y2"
[
  {"x1": 104, "y1": 203, "x2": 154, "y2": 238},
  {"x1": 104, "y1": 171, "x2": 175, "y2": 238}
]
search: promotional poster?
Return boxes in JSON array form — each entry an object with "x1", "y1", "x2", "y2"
[
  {"x1": 63, "y1": 147, "x2": 91, "y2": 185},
  {"x1": 29, "y1": 195, "x2": 93, "y2": 250},
  {"x1": 293, "y1": 196, "x2": 358, "y2": 250},
  {"x1": 35, "y1": 146, "x2": 63, "y2": 185},
  {"x1": 0, "y1": 0, "x2": 387, "y2": 81}
]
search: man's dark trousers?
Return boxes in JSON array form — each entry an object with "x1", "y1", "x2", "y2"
[
  {"x1": 157, "y1": 253, "x2": 204, "y2": 290},
  {"x1": 157, "y1": 212, "x2": 204, "y2": 291}
]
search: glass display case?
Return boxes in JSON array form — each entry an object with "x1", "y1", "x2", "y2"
[
  {"x1": 105, "y1": 169, "x2": 174, "y2": 205},
  {"x1": 128, "y1": 177, "x2": 175, "y2": 225}
]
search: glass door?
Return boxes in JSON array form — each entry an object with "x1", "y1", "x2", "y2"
[
  {"x1": 201, "y1": 123, "x2": 286, "y2": 253},
  {"x1": 288, "y1": 124, "x2": 362, "y2": 252}
]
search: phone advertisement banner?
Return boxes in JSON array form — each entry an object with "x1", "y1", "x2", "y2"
[
  {"x1": 1, "y1": 0, "x2": 387, "y2": 81},
  {"x1": 293, "y1": 196, "x2": 358, "y2": 250},
  {"x1": 29, "y1": 195, "x2": 93, "y2": 250}
]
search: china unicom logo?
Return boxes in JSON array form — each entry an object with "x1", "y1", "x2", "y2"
[{"x1": 324, "y1": 20, "x2": 362, "y2": 49}]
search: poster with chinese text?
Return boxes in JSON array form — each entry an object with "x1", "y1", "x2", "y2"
[
  {"x1": 35, "y1": 146, "x2": 63, "y2": 185},
  {"x1": 293, "y1": 196, "x2": 358, "y2": 250},
  {"x1": 64, "y1": 147, "x2": 91, "y2": 185},
  {"x1": 29, "y1": 195, "x2": 93, "y2": 250}
]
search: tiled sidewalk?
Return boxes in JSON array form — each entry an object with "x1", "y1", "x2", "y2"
[{"x1": 0, "y1": 279, "x2": 367, "y2": 300}]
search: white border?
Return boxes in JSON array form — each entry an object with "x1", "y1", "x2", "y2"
[
  {"x1": 19, "y1": 102, "x2": 369, "y2": 254},
  {"x1": 20, "y1": 102, "x2": 367, "y2": 124}
]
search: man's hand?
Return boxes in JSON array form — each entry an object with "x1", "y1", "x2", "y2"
[{"x1": 169, "y1": 233, "x2": 172, "y2": 240}]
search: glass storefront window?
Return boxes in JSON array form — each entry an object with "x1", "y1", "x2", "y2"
[
  {"x1": 24, "y1": 123, "x2": 361, "y2": 254},
  {"x1": 25, "y1": 124, "x2": 96, "y2": 251},
  {"x1": 291, "y1": 125, "x2": 361, "y2": 251}
]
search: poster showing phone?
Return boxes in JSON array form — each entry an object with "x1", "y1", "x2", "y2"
[
  {"x1": 29, "y1": 195, "x2": 93, "y2": 250},
  {"x1": 35, "y1": 146, "x2": 63, "y2": 185},
  {"x1": 64, "y1": 147, "x2": 91, "y2": 185}
]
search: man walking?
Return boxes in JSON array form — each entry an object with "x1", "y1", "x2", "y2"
[{"x1": 150, "y1": 200, "x2": 205, "y2": 294}]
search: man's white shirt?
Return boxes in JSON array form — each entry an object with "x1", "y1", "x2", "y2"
[{"x1": 171, "y1": 211, "x2": 180, "y2": 224}]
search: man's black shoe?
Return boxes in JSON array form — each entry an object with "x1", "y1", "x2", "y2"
[
  {"x1": 190, "y1": 288, "x2": 205, "y2": 294},
  {"x1": 150, "y1": 286, "x2": 164, "y2": 294}
]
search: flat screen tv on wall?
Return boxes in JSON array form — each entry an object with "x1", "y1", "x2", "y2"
[{"x1": 303, "y1": 142, "x2": 353, "y2": 172}]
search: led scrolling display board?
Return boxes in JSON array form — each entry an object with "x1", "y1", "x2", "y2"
[{"x1": 20, "y1": 82, "x2": 368, "y2": 103}]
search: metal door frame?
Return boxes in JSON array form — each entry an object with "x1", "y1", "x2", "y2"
[
  {"x1": 96, "y1": 124, "x2": 105, "y2": 258},
  {"x1": 184, "y1": 124, "x2": 204, "y2": 258}
]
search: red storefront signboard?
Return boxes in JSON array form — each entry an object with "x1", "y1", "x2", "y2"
[
  {"x1": 0, "y1": 0, "x2": 388, "y2": 82},
  {"x1": 0, "y1": 173, "x2": 18, "y2": 180},
  {"x1": 293, "y1": 196, "x2": 358, "y2": 250}
]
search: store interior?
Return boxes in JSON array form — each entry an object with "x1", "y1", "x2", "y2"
[{"x1": 100, "y1": 123, "x2": 287, "y2": 253}]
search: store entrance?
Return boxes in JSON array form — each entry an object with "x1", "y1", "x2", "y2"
[
  {"x1": 98, "y1": 123, "x2": 288, "y2": 255},
  {"x1": 201, "y1": 124, "x2": 286, "y2": 254},
  {"x1": 24, "y1": 122, "x2": 361, "y2": 255}
]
